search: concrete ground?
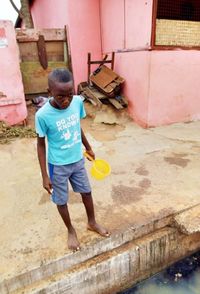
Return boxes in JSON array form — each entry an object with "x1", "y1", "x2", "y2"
[{"x1": 1, "y1": 102, "x2": 200, "y2": 289}]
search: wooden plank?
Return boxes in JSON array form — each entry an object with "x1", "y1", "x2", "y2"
[
  {"x1": 89, "y1": 60, "x2": 113, "y2": 65},
  {"x1": 87, "y1": 52, "x2": 91, "y2": 83},
  {"x1": 46, "y1": 42, "x2": 64, "y2": 61},
  {"x1": 16, "y1": 28, "x2": 66, "y2": 42},
  {"x1": 100, "y1": 65, "x2": 122, "y2": 80},
  {"x1": 90, "y1": 88, "x2": 108, "y2": 99},
  {"x1": 108, "y1": 98, "x2": 124, "y2": 109},
  {"x1": 18, "y1": 42, "x2": 39, "y2": 61},
  {"x1": 20, "y1": 61, "x2": 68, "y2": 94},
  {"x1": 90, "y1": 65, "x2": 119, "y2": 89},
  {"x1": 120, "y1": 95, "x2": 128, "y2": 106},
  {"x1": 91, "y1": 70, "x2": 114, "y2": 89},
  {"x1": 18, "y1": 41, "x2": 65, "y2": 62},
  {"x1": 63, "y1": 42, "x2": 67, "y2": 63},
  {"x1": 78, "y1": 83, "x2": 107, "y2": 100},
  {"x1": 111, "y1": 52, "x2": 115, "y2": 70},
  {"x1": 83, "y1": 87, "x2": 102, "y2": 108},
  {"x1": 64, "y1": 25, "x2": 72, "y2": 72}
]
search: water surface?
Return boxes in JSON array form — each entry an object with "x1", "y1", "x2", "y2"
[{"x1": 119, "y1": 251, "x2": 200, "y2": 294}]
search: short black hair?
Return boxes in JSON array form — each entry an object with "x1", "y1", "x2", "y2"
[{"x1": 48, "y1": 68, "x2": 73, "y2": 87}]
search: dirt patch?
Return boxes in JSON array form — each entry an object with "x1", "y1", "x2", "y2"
[
  {"x1": 164, "y1": 155, "x2": 190, "y2": 168},
  {"x1": 0, "y1": 121, "x2": 36, "y2": 144},
  {"x1": 111, "y1": 185, "x2": 144, "y2": 204},
  {"x1": 26, "y1": 102, "x2": 37, "y2": 128},
  {"x1": 172, "y1": 152, "x2": 189, "y2": 158},
  {"x1": 81, "y1": 119, "x2": 125, "y2": 142},
  {"x1": 138, "y1": 178, "x2": 151, "y2": 189},
  {"x1": 135, "y1": 166, "x2": 149, "y2": 176},
  {"x1": 81, "y1": 102, "x2": 129, "y2": 142}
]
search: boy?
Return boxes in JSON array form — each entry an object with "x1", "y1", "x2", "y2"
[{"x1": 35, "y1": 68, "x2": 110, "y2": 251}]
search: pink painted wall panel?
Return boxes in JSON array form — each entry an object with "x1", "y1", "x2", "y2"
[
  {"x1": 100, "y1": 0, "x2": 125, "y2": 52},
  {"x1": 114, "y1": 51, "x2": 150, "y2": 126},
  {"x1": 67, "y1": 0, "x2": 102, "y2": 89},
  {"x1": 148, "y1": 51, "x2": 200, "y2": 126},
  {"x1": 31, "y1": 0, "x2": 102, "y2": 91},
  {"x1": 100, "y1": 0, "x2": 153, "y2": 52},
  {"x1": 31, "y1": 0, "x2": 68, "y2": 28},
  {"x1": 0, "y1": 21, "x2": 27, "y2": 125},
  {"x1": 125, "y1": 0, "x2": 153, "y2": 49}
]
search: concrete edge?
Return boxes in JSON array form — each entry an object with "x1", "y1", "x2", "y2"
[
  {"x1": 1, "y1": 203, "x2": 200, "y2": 294},
  {"x1": 17, "y1": 228, "x2": 200, "y2": 294},
  {"x1": 172, "y1": 204, "x2": 200, "y2": 235}
]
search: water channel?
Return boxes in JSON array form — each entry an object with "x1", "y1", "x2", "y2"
[{"x1": 119, "y1": 251, "x2": 200, "y2": 294}]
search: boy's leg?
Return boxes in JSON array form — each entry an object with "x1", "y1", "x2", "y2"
[
  {"x1": 57, "y1": 204, "x2": 80, "y2": 251},
  {"x1": 49, "y1": 163, "x2": 80, "y2": 251},
  {"x1": 81, "y1": 192, "x2": 110, "y2": 237}
]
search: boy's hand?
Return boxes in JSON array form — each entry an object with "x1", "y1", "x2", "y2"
[
  {"x1": 43, "y1": 176, "x2": 53, "y2": 194},
  {"x1": 86, "y1": 149, "x2": 95, "y2": 161}
]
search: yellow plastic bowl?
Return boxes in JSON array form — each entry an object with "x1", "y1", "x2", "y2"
[
  {"x1": 84, "y1": 152, "x2": 111, "y2": 180},
  {"x1": 90, "y1": 158, "x2": 111, "y2": 180}
]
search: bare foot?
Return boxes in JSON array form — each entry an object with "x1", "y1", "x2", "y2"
[
  {"x1": 68, "y1": 228, "x2": 80, "y2": 251},
  {"x1": 87, "y1": 222, "x2": 110, "y2": 237}
]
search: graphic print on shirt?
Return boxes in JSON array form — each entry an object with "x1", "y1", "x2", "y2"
[{"x1": 56, "y1": 113, "x2": 81, "y2": 149}]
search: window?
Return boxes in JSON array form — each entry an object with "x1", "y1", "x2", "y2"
[{"x1": 152, "y1": 0, "x2": 200, "y2": 48}]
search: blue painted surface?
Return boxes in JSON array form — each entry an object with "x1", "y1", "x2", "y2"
[{"x1": 119, "y1": 251, "x2": 200, "y2": 294}]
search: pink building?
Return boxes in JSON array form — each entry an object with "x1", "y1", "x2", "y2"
[
  {"x1": 0, "y1": 21, "x2": 27, "y2": 125},
  {"x1": 18, "y1": 0, "x2": 200, "y2": 127}
]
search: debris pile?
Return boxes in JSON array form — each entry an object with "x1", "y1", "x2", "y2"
[
  {"x1": 0, "y1": 121, "x2": 36, "y2": 144},
  {"x1": 78, "y1": 53, "x2": 128, "y2": 109}
]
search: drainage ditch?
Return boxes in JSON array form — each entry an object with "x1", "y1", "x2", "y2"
[{"x1": 119, "y1": 251, "x2": 200, "y2": 294}]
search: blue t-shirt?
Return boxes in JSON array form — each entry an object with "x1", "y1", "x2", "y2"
[{"x1": 35, "y1": 95, "x2": 86, "y2": 165}]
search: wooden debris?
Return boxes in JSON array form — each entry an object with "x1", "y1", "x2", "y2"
[
  {"x1": 108, "y1": 98, "x2": 124, "y2": 110},
  {"x1": 79, "y1": 52, "x2": 128, "y2": 110}
]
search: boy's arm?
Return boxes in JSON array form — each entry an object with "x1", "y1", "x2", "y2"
[
  {"x1": 37, "y1": 136, "x2": 52, "y2": 194},
  {"x1": 81, "y1": 128, "x2": 95, "y2": 160}
]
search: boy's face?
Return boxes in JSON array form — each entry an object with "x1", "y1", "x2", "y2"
[{"x1": 49, "y1": 81, "x2": 74, "y2": 109}]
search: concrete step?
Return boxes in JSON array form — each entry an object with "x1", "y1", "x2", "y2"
[
  {"x1": 12, "y1": 227, "x2": 200, "y2": 294},
  {"x1": 2, "y1": 204, "x2": 200, "y2": 294},
  {"x1": 174, "y1": 205, "x2": 200, "y2": 234},
  {"x1": 0, "y1": 213, "x2": 172, "y2": 294}
]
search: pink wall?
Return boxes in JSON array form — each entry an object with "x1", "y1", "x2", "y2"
[
  {"x1": 114, "y1": 51, "x2": 150, "y2": 127},
  {"x1": 0, "y1": 21, "x2": 27, "y2": 125},
  {"x1": 31, "y1": 0, "x2": 102, "y2": 91},
  {"x1": 100, "y1": 0, "x2": 125, "y2": 52},
  {"x1": 100, "y1": 0, "x2": 200, "y2": 127},
  {"x1": 100, "y1": 0, "x2": 153, "y2": 126},
  {"x1": 148, "y1": 51, "x2": 200, "y2": 126},
  {"x1": 100, "y1": 0, "x2": 153, "y2": 53},
  {"x1": 125, "y1": 0, "x2": 152, "y2": 49}
]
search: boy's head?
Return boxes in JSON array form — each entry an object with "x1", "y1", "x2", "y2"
[{"x1": 48, "y1": 68, "x2": 74, "y2": 109}]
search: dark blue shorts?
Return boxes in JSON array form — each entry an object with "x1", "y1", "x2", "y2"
[{"x1": 48, "y1": 158, "x2": 91, "y2": 205}]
